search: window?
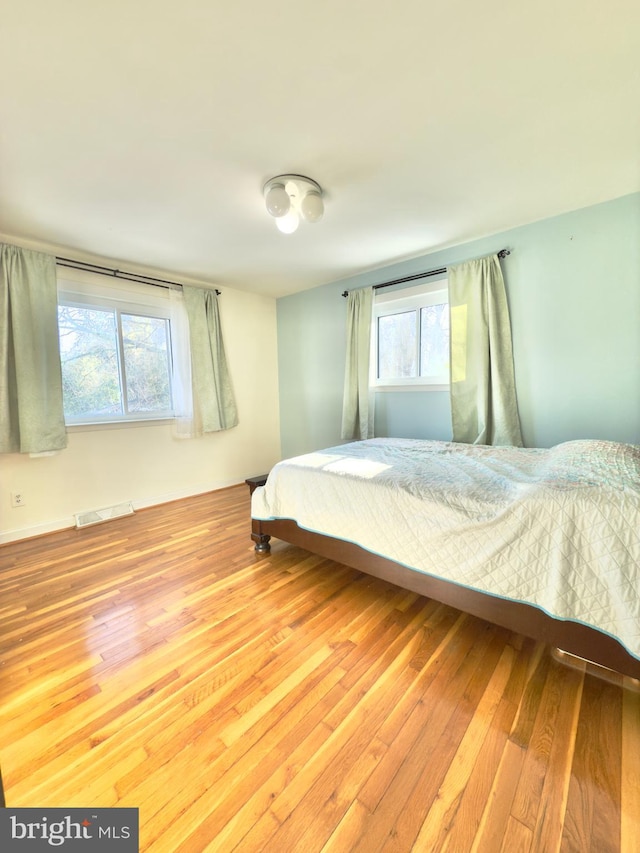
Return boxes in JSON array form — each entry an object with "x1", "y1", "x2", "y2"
[
  {"x1": 57, "y1": 272, "x2": 187, "y2": 424},
  {"x1": 372, "y1": 279, "x2": 449, "y2": 389}
]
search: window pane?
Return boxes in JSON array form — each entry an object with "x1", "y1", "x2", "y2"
[
  {"x1": 121, "y1": 314, "x2": 172, "y2": 413},
  {"x1": 378, "y1": 311, "x2": 417, "y2": 379},
  {"x1": 420, "y1": 303, "x2": 450, "y2": 378},
  {"x1": 58, "y1": 305, "x2": 123, "y2": 418}
]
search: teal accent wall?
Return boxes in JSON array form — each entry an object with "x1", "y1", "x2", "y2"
[{"x1": 277, "y1": 192, "x2": 640, "y2": 458}]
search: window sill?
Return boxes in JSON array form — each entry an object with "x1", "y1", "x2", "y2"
[
  {"x1": 372, "y1": 384, "x2": 449, "y2": 393},
  {"x1": 66, "y1": 418, "x2": 175, "y2": 432}
]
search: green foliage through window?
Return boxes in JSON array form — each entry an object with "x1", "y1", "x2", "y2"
[{"x1": 58, "y1": 303, "x2": 173, "y2": 422}]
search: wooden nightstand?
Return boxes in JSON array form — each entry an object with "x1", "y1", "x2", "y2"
[{"x1": 245, "y1": 474, "x2": 268, "y2": 495}]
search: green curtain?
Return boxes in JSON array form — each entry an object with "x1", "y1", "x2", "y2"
[
  {"x1": 182, "y1": 285, "x2": 238, "y2": 433},
  {"x1": 0, "y1": 244, "x2": 67, "y2": 454},
  {"x1": 341, "y1": 286, "x2": 374, "y2": 440},
  {"x1": 447, "y1": 254, "x2": 523, "y2": 446}
]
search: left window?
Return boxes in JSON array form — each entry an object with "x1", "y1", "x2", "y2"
[{"x1": 57, "y1": 273, "x2": 181, "y2": 424}]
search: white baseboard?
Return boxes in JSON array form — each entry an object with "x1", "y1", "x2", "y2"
[
  {"x1": 0, "y1": 515, "x2": 77, "y2": 545},
  {"x1": 0, "y1": 479, "x2": 243, "y2": 544}
]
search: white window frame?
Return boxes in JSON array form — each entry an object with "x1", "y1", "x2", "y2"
[
  {"x1": 57, "y1": 270, "x2": 183, "y2": 426},
  {"x1": 371, "y1": 278, "x2": 450, "y2": 391}
]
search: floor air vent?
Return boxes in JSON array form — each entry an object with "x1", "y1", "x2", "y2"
[{"x1": 75, "y1": 501, "x2": 135, "y2": 529}]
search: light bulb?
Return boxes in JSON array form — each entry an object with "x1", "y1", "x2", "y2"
[
  {"x1": 276, "y1": 210, "x2": 299, "y2": 234},
  {"x1": 300, "y1": 190, "x2": 324, "y2": 223},
  {"x1": 265, "y1": 183, "x2": 290, "y2": 218}
]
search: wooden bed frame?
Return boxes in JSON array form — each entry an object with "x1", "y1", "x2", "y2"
[{"x1": 252, "y1": 517, "x2": 640, "y2": 680}]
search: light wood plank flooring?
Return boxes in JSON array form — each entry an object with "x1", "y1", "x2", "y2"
[{"x1": 1, "y1": 485, "x2": 639, "y2": 852}]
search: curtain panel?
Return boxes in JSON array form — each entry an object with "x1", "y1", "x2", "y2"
[
  {"x1": 447, "y1": 254, "x2": 523, "y2": 446},
  {"x1": 341, "y1": 286, "x2": 374, "y2": 440},
  {"x1": 182, "y1": 285, "x2": 238, "y2": 434},
  {"x1": 0, "y1": 244, "x2": 67, "y2": 454},
  {"x1": 168, "y1": 287, "x2": 195, "y2": 437}
]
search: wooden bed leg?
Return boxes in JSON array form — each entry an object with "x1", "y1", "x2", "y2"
[
  {"x1": 252, "y1": 518, "x2": 272, "y2": 553},
  {"x1": 251, "y1": 531, "x2": 271, "y2": 553}
]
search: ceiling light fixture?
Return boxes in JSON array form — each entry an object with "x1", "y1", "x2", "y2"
[{"x1": 263, "y1": 174, "x2": 324, "y2": 234}]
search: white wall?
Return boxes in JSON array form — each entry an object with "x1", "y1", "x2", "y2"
[{"x1": 0, "y1": 257, "x2": 281, "y2": 543}]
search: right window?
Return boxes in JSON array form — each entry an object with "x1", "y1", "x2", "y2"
[{"x1": 373, "y1": 279, "x2": 450, "y2": 389}]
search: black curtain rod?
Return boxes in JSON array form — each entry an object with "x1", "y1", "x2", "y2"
[
  {"x1": 341, "y1": 248, "x2": 511, "y2": 297},
  {"x1": 56, "y1": 257, "x2": 221, "y2": 295}
]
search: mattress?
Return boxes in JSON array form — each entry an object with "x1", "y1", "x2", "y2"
[{"x1": 252, "y1": 437, "x2": 640, "y2": 659}]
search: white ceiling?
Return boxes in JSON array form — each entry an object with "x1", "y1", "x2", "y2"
[{"x1": 2, "y1": 0, "x2": 639, "y2": 298}]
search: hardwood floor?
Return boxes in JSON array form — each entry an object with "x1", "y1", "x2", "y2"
[{"x1": 1, "y1": 485, "x2": 639, "y2": 852}]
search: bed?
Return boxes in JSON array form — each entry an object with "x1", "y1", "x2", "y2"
[{"x1": 250, "y1": 437, "x2": 640, "y2": 679}]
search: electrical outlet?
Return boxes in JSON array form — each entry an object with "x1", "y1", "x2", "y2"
[{"x1": 11, "y1": 492, "x2": 25, "y2": 507}]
